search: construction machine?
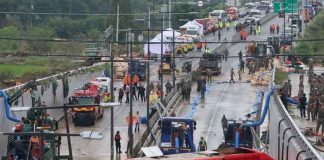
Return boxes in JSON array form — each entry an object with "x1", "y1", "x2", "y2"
[
  {"x1": 0, "y1": 80, "x2": 64, "y2": 160},
  {"x1": 159, "y1": 54, "x2": 173, "y2": 74},
  {"x1": 70, "y1": 83, "x2": 104, "y2": 126},
  {"x1": 245, "y1": 42, "x2": 274, "y2": 69}
]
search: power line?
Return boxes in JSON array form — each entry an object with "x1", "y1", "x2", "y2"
[
  {"x1": 0, "y1": 36, "x2": 324, "y2": 44},
  {"x1": 2, "y1": 53, "x2": 323, "y2": 59},
  {"x1": 0, "y1": 11, "x2": 207, "y2": 16}
]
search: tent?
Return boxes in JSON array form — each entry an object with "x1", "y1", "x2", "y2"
[
  {"x1": 143, "y1": 35, "x2": 171, "y2": 56},
  {"x1": 156, "y1": 28, "x2": 182, "y2": 41},
  {"x1": 179, "y1": 21, "x2": 204, "y2": 36}
]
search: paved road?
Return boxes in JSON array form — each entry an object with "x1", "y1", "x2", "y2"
[
  {"x1": 57, "y1": 21, "x2": 239, "y2": 160},
  {"x1": 57, "y1": 14, "x2": 282, "y2": 159},
  {"x1": 175, "y1": 15, "x2": 285, "y2": 150}
]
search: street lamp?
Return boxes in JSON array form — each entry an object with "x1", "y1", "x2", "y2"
[{"x1": 100, "y1": 102, "x2": 121, "y2": 160}]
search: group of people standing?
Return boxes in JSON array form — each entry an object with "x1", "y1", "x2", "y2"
[
  {"x1": 120, "y1": 74, "x2": 146, "y2": 103},
  {"x1": 307, "y1": 60, "x2": 324, "y2": 135},
  {"x1": 269, "y1": 23, "x2": 280, "y2": 34}
]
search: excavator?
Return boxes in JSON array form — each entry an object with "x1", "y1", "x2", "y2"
[{"x1": 0, "y1": 80, "x2": 63, "y2": 160}]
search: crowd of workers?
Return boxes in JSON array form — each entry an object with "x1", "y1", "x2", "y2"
[{"x1": 279, "y1": 59, "x2": 324, "y2": 136}]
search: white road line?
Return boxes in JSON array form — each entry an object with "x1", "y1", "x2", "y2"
[{"x1": 205, "y1": 82, "x2": 230, "y2": 142}]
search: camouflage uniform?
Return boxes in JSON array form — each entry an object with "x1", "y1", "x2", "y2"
[
  {"x1": 287, "y1": 79, "x2": 292, "y2": 97},
  {"x1": 316, "y1": 104, "x2": 324, "y2": 135}
]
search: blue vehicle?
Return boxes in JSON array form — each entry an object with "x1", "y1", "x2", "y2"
[
  {"x1": 159, "y1": 117, "x2": 196, "y2": 155},
  {"x1": 129, "y1": 60, "x2": 146, "y2": 81},
  {"x1": 221, "y1": 119, "x2": 254, "y2": 148}
]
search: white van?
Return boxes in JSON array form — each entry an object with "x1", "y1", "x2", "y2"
[
  {"x1": 91, "y1": 77, "x2": 111, "y2": 92},
  {"x1": 209, "y1": 10, "x2": 227, "y2": 21}
]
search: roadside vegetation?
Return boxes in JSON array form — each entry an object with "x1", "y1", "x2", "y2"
[
  {"x1": 274, "y1": 69, "x2": 289, "y2": 84},
  {"x1": 0, "y1": 0, "x2": 224, "y2": 88},
  {"x1": 295, "y1": 10, "x2": 324, "y2": 64}
]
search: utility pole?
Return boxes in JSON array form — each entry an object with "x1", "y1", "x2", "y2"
[
  {"x1": 160, "y1": 17, "x2": 164, "y2": 102},
  {"x1": 168, "y1": 0, "x2": 172, "y2": 28},
  {"x1": 110, "y1": 55, "x2": 114, "y2": 160},
  {"x1": 116, "y1": 5, "x2": 120, "y2": 42},
  {"x1": 148, "y1": 7, "x2": 151, "y2": 30},
  {"x1": 129, "y1": 39, "x2": 134, "y2": 157},
  {"x1": 146, "y1": 28, "x2": 150, "y2": 137},
  {"x1": 69, "y1": 0, "x2": 72, "y2": 19},
  {"x1": 172, "y1": 30, "x2": 176, "y2": 87}
]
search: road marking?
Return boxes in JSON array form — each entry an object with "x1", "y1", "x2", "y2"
[{"x1": 205, "y1": 82, "x2": 229, "y2": 142}]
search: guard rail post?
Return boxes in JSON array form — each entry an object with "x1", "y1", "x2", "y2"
[
  {"x1": 278, "y1": 118, "x2": 286, "y2": 160},
  {"x1": 286, "y1": 136, "x2": 296, "y2": 160}
]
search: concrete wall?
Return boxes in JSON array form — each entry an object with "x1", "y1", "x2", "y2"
[{"x1": 0, "y1": 70, "x2": 102, "y2": 156}]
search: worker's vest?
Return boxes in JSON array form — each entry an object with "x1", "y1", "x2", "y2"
[
  {"x1": 205, "y1": 49, "x2": 211, "y2": 54},
  {"x1": 226, "y1": 22, "x2": 230, "y2": 27},
  {"x1": 257, "y1": 26, "x2": 261, "y2": 33},
  {"x1": 233, "y1": 21, "x2": 238, "y2": 27},
  {"x1": 183, "y1": 45, "x2": 188, "y2": 52}
]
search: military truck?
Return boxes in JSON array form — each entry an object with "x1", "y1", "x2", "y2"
[{"x1": 198, "y1": 52, "x2": 222, "y2": 75}]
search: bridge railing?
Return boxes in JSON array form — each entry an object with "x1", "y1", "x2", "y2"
[{"x1": 268, "y1": 67, "x2": 322, "y2": 160}]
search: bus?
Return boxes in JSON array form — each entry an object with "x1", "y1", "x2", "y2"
[
  {"x1": 159, "y1": 117, "x2": 196, "y2": 155},
  {"x1": 209, "y1": 10, "x2": 227, "y2": 21}
]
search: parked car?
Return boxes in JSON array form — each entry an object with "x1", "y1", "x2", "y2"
[
  {"x1": 280, "y1": 33, "x2": 294, "y2": 45},
  {"x1": 238, "y1": 8, "x2": 248, "y2": 17},
  {"x1": 284, "y1": 27, "x2": 298, "y2": 37},
  {"x1": 252, "y1": 15, "x2": 262, "y2": 24},
  {"x1": 243, "y1": 17, "x2": 255, "y2": 26}
]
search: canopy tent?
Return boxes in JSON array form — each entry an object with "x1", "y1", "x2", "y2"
[
  {"x1": 179, "y1": 20, "x2": 204, "y2": 36},
  {"x1": 156, "y1": 28, "x2": 182, "y2": 41},
  {"x1": 143, "y1": 35, "x2": 172, "y2": 56}
]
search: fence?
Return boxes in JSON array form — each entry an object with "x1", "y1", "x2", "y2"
[{"x1": 267, "y1": 68, "x2": 322, "y2": 160}]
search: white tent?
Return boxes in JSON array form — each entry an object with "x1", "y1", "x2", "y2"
[
  {"x1": 179, "y1": 21, "x2": 204, "y2": 36},
  {"x1": 156, "y1": 28, "x2": 182, "y2": 41},
  {"x1": 143, "y1": 35, "x2": 171, "y2": 56}
]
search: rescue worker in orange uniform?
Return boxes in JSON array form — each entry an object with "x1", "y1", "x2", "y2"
[
  {"x1": 196, "y1": 41, "x2": 203, "y2": 52},
  {"x1": 123, "y1": 73, "x2": 131, "y2": 90},
  {"x1": 240, "y1": 29, "x2": 248, "y2": 40},
  {"x1": 133, "y1": 74, "x2": 140, "y2": 89}
]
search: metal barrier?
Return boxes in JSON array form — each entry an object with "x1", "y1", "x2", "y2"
[{"x1": 268, "y1": 67, "x2": 322, "y2": 160}]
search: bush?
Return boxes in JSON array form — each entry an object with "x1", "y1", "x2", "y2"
[{"x1": 0, "y1": 71, "x2": 14, "y2": 81}]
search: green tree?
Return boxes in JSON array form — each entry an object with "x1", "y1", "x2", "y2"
[
  {"x1": 27, "y1": 27, "x2": 55, "y2": 54},
  {"x1": 0, "y1": 26, "x2": 20, "y2": 51},
  {"x1": 295, "y1": 11, "x2": 324, "y2": 56},
  {"x1": 87, "y1": 28, "x2": 101, "y2": 41}
]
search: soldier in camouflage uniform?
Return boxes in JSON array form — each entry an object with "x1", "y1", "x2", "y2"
[
  {"x1": 282, "y1": 82, "x2": 289, "y2": 97},
  {"x1": 307, "y1": 96, "x2": 316, "y2": 121},
  {"x1": 316, "y1": 97, "x2": 324, "y2": 136},
  {"x1": 287, "y1": 79, "x2": 292, "y2": 97}
]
